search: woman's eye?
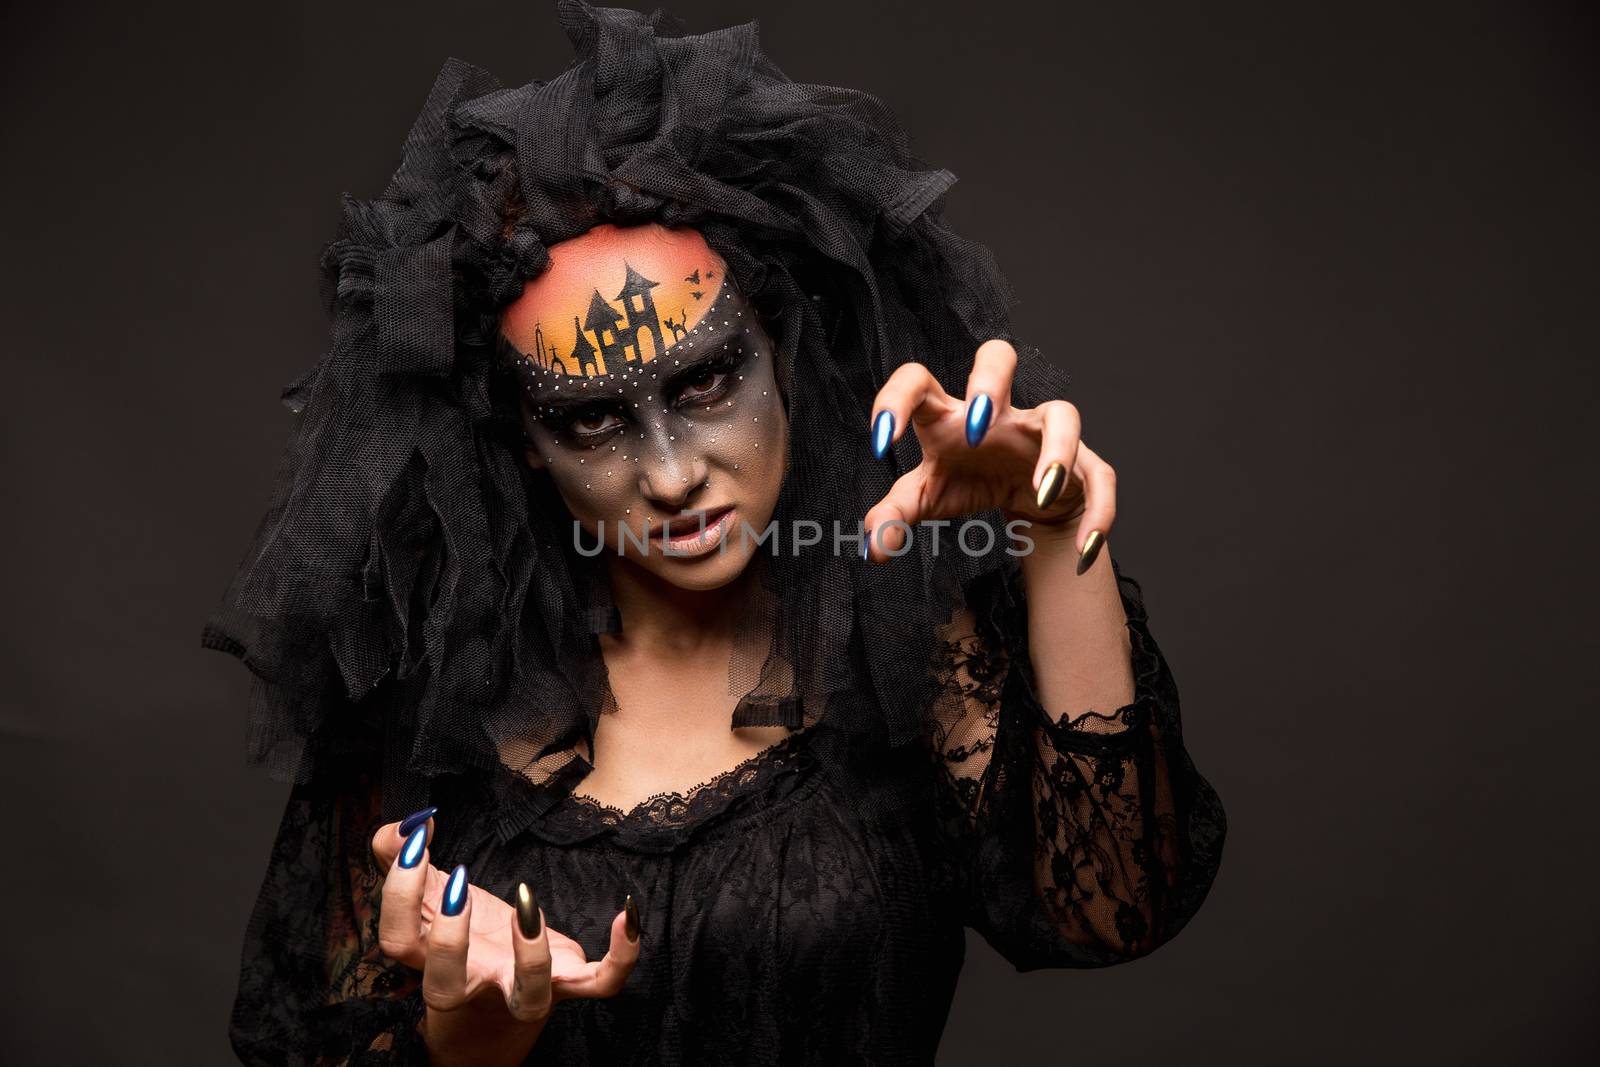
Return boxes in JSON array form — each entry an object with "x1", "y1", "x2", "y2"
[
  {"x1": 678, "y1": 367, "x2": 728, "y2": 403},
  {"x1": 563, "y1": 408, "x2": 623, "y2": 438}
]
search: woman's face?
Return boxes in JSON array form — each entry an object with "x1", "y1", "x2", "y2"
[{"x1": 500, "y1": 223, "x2": 788, "y2": 592}]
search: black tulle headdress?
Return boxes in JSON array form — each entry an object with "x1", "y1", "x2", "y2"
[{"x1": 201, "y1": 0, "x2": 1070, "y2": 835}]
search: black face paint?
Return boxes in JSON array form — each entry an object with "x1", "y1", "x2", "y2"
[
  {"x1": 503, "y1": 279, "x2": 788, "y2": 573},
  {"x1": 512, "y1": 280, "x2": 763, "y2": 453}
]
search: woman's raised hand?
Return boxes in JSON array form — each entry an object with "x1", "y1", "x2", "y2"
[
  {"x1": 370, "y1": 809, "x2": 643, "y2": 1067},
  {"x1": 863, "y1": 338, "x2": 1115, "y2": 568}
]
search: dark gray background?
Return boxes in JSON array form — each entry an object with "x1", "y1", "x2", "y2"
[{"x1": 3, "y1": 0, "x2": 1595, "y2": 1063}]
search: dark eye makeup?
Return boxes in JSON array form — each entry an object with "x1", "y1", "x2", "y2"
[
  {"x1": 670, "y1": 348, "x2": 741, "y2": 407},
  {"x1": 539, "y1": 338, "x2": 753, "y2": 447}
]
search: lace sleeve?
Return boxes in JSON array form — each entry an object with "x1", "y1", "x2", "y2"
[
  {"x1": 230, "y1": 755, "x2": 429, "y2": 1065},
  {"x1": 925, "y1": 557, "x2": 1227, "y2": 969}
]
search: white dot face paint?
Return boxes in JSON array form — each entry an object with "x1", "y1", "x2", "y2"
[{"x1": 498, "y1": 224, "x2": 788, "y2": 591}]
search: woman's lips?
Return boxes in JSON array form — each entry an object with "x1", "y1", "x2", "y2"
[{"x1": 653, "y1": 506, "x2": 735, "y2": 556}]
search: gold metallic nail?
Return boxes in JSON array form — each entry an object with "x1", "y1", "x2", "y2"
[
  {"x1": 624, "y1": 893, "x2": 641, "y2": 943},
  {"x1": 515, "y1": 882, "x2": 541, "y2": 940},
  {"x1": 1076, "y1": 529, "x2": 1105, "y2": 575},
  {"x1": 1035, "y1": 462, "x2": 1066, "y2": 510}
]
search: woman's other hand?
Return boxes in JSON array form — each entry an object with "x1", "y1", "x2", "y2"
[
  {"x1": 864, "y1": 338, "x2": 1114, "y2": 569},
  {"x1": 370, "y1": 810, "x2": 643, "y2": 1067}
]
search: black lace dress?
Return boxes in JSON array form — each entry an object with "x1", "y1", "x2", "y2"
[{"x1": 230, "y1": 559, "x2": 1226, "y2": 1065}]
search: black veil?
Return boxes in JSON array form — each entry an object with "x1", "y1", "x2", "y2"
[{"x1": 200, "y1": 0, "x2": 1073, "y2": 836}]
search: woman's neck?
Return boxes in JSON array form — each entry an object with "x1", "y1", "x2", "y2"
[{"x1": 602, "y1": 550, "x2": 763, "y2": 657}]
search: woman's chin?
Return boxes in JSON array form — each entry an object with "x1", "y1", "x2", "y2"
[
  {"x1": 627, "y1": 541, "x2": 755, "y2": 591},
  {"x1": 664, "y1": 548, "x2": 755, "y2": 591}
]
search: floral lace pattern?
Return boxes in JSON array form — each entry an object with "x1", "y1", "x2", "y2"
[
  {"x1": 525, "y1": 729, "x2": 822, "y2": 853},
  {"x1": 560, "y1": 729, "x2": 815, "y2": 828},
  {"x1": 231, "y1": 759, "x2": 429, "y2": 1065},
  {"x1": 924, "y1": 559, "x2": 1226, "y2": 964}
]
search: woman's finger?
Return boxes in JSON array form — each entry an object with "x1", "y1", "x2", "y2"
[
  {"x1": 552, "y1": 895, "x2": 643, "y2": 1000},
  {"x1": 868, "y1": 361, "x2": 958, "y2": 460},
  {"x1": 370, "y1": 806, "x2": 436, "y2": 869},
  {"x1": 421, "y1": 865, "x2": 473, "y2": 1012},
  {"x1": 377, "y1": 822, "x2": 431, "y2": 968},
  {"x1": 505, "y1": 883, "x2": 553, "y2": 1024},
  {"x1": 1072, "y1": 441, "x2": 1118, "y2": 565},
  {"x1": 1031, "y1": 400, "x2": 1083, "y2": 510},
  {"x1": 962, "y1": 339, "x2": 1018, "y2": 447},
  {"x1": 862, "y1": 464, "x2": 931, "y2": 562}
]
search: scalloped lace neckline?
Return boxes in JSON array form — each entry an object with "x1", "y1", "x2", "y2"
[{"x1": 561, "y1": 727, "x2": 815, "y2": 830}]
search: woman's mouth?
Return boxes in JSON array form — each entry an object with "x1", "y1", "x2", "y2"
[{"x1": 653, "y1": 506, "x2": 735, "y2": 558}]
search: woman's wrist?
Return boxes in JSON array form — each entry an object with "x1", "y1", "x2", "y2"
[
  {"x1": 1003, "y1": 508, "x2": 1088, "y2": 558},
  {"x1": 1004, "y1": 506, "x2": 1133, "y2": 720},
  {"x1": 1008, "y1": 509, "x2": 1078, "y2": 536},
  {"x1": 423, "y1": 1001, "x2": 545, "y2": 1067}
]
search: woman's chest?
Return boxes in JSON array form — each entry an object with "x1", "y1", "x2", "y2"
[
  {"x1": 481, "y1": 773, "x2": 963, "y2": 987},
  {"x1": 461, "y1": 754, "x2": 970, "y2": 1061},
  {"x1": 572, "y1": 716, "x2": 796, "y2": 814}
]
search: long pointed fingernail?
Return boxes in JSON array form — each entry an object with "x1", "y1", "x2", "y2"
[
  {"x1": 861, "y1": 526, "x2": 873, "y2": 562},
  {"x1": 515, "y1": 882, "x2": 542, "y2": 940},
  {"x1": 1076, "y1": 529, "x2": 1106, "y2": 575},
  {"x1": 442, "y1": 864, "x2": 469, "y2": 917},
  {"x1": 1035, "y1": 462, "x2": 1066, "y2": 510},
  {"x1": 399, "y1": 824, "x2": 428, "y2": 869},
  {"x1": 965, "y1": 393, "x2": 993, "y2": 447},
  {"x1": 398, "y1": 806, "x2": 437, "y2": 837},
  {"x1": 624, "y1": 893, "x2": 641, "y2": 943},
  {"x1": 871, "y1": 410, "x2": 895, "y2": 460}
]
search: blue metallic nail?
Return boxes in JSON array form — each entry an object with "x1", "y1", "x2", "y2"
[
  {"x1": 861, "y1": 527, "x2": 872, "y2": 561},
  {"x1": 398, "y1": 806, "x2": 437, "y2": 838},
  {"x1": 871, "y1": 410, "x2": 895, "y2": 460},
  {"x1": 441, "y1": 864, "x2": 469, "y2": 917},
  {"x1": 965, "y1": 393, "x2": 993, "y2": 447},
  {"x1": 399, "y1": 824, "x2": 427, "y2": 869}
]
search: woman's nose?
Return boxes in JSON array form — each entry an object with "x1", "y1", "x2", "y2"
[{"x1": 637, "y1": 441, "x2": 710, "y2": 509}]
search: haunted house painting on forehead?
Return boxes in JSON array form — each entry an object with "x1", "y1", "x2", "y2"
[{"x1": 499, "y1": 223, "x2": 741, "y2": 395}]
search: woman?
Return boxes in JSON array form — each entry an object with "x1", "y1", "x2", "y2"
[{"x1": 204, "y1": 3, "x2": 1227, "y2": 1064}]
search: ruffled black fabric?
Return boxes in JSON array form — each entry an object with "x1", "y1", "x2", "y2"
[{"x1": 200, "y1": 0, "x2": 1071, "y2": 832}]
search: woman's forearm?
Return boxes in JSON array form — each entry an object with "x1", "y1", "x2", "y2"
[
  {"x1": 1012, "y1": 522, "x2": 1193, "y2": 956},
  {"x1": 1013, "y1": 520, "x2": 1135, "y2": 722}
]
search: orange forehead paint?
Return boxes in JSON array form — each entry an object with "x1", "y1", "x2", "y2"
[{"x1": 500, "y1": 223, "x2": 729, "y2": 379}]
